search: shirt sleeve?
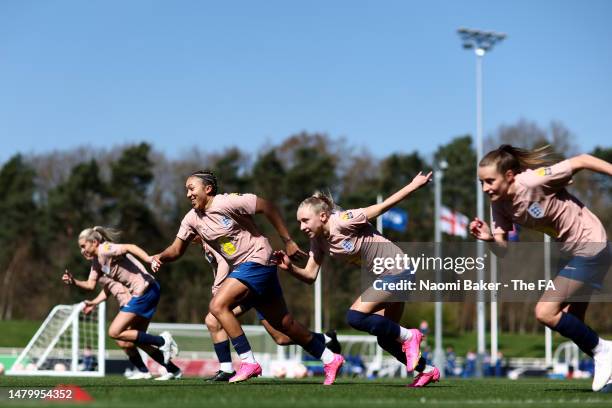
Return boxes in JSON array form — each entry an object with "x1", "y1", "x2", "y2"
[
  {"x1": 491, "y1": 203, "x2": 513, "y2": 235},
  {"x1": 176, "y1": 211, "x2": 197, "y2": 242},
  {"x1": 518, "y1": 160, "x2": 573, "y2": 191},
  {"x1": 98, "y1": 242, "x2": 127, "y2": 257},
  {"x1": 220, "y1": 193, "x2": 258, "y2": 216},
  {"x1": 336, "y1": 208, "x2": 369, "y2": 232}
]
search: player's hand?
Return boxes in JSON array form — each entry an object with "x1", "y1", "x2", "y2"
[
  {"x1": 83, "y1": 300, "x2": 96, "y2": 315},
  {"x1": 271, "y1": 250, "x2": 292, "y2": 271},
  {"x1": 285, "y1": 240, "x2": 307, "y2": 261},
  {"x1": 62, "y1": 270, "x2": 75, "y2": 285},
  {"x1": 150, "y1": 255, "x2": 162, "y2": 273},
  {"x1": 469, "y1": 217, "x2": 493, "y2": 241},
  {"x1": 409, "y1": 171, "x2": 433, "y2": 189}
]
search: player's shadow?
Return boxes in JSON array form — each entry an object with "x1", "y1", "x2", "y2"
[{"x1": 543, "y1": 388, "x2": 598, "y2": 393}]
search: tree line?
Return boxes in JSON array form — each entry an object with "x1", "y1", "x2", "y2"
[{"x1": 1, "y1": 120, "x2": 610, "y2": 334}]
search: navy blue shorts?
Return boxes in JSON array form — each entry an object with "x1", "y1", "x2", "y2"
[
  {"x1": 377, "y1": 268, "x2": 415, "y2": 284},
  {"x1": 229, "y1": 262, "x2": 283, "y2": 320},
  {"x1": 120, "y1": 281, "x2": 160, "y2": 320},
  {"x1": 557, "y1": 244, "x2": 611, "y2": 290}
]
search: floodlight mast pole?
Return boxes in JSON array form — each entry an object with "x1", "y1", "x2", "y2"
[{"x1": 457, "y1": 27, "x2": 506, "y2": 377}]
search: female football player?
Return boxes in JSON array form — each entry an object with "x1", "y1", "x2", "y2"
[
  {"x1": 63, "y1": 226, "x2": 181, "y2": 380},
  {"x1": 275, "y1": 171, "x2": 442, "y2": 387},
  {"x1": 469, "y1": 145, "x2": 612, "y2": 391},
  {"x1": 152, "y1": 171, "x2": 343, "y2": 384}
]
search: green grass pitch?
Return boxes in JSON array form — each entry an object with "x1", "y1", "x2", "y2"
[{"x1": 1, "y1": 376, "x2": 612, "y2": 408}]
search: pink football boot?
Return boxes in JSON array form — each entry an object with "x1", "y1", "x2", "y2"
[
  {"x1": 401, "y1": 329, "x2": 423, "y2": 372},
  {"x1": 229, "y1": 362, "x2": 262, "y2": 383},
  {"x1": 323, "y1": 354, "x2": 345, "y2": 385},
  {"x1": 408, "y1": 367, "x2": 440, "y2": 388}
]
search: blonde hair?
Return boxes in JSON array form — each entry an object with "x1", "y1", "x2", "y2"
[
  {"x1": 78, "y1": 226, "x2": 121, "y2": 243},
  {"x1": 299, "y1": 191, "x2": 339, "y2": 215},
  {"x1": 480, "y1": 144, "x2": 560, "y2": 174}
]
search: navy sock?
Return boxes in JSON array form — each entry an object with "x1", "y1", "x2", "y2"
[
  {"x1": 313, "y1": 332, "x2": 326, "y2": 345},
  {"x1": 376, "y1": 336, "x2": 406, "y2": 364},
  {"x1": 144, "y1": 348, "x2": 180, "y2": 373},
  {"x1": 230, "y1": 334, "x2": 252, "y2": 355},
  {"x1": 126, "y1": 349, "x2": 148, "y2": 373},
  {"x1": 213, "y1": 340, "x2": 232, "y2": 363},
  {"x1": 554, "y1": 312, "x2": 599, "y2": 357},
  {"x1": 136, "y1": 331, "x2": 165, "y2": 347},
  {"x1": 346, "y1": 310, "x2": 401, "y2": 339},
  {"x1": 303, "y1": 333, "x2": 326, "y2": 359}
]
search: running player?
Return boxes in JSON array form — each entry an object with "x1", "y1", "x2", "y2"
[
  {"x1": 469, "y1": 145, "x2": 612, "y2": 392},
  {"x1": 62, "y1": 226, "x2": 181, "y2": 380},
  {"x1": 199, "y1": 241, "x2": 340, "y2": 380},
  {"x1": 200, "y1": 241, "x2": 341, "y2": 381},
  {"x1": 152, "y1": 171, "x2": 343, "y2": 384},
  {"x1": 275, "y1": 171, "x2": 442, "y2": 387}
]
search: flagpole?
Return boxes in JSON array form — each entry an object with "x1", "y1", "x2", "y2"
[{"x1": 433, "y1": 161, "x2": 447, "y2": 376}]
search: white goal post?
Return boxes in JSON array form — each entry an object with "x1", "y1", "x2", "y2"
[{"x1": 7, "y1": 302, "x2": 106, "y2": 377}]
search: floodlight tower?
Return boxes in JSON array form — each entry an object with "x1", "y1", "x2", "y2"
[{"x1": 457, "y1": 27, "x2": 506, "y2": 377}]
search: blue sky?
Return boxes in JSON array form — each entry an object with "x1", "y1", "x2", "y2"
[{"x1": 1, "y1": 0, "x2": 610, "y2": 164}]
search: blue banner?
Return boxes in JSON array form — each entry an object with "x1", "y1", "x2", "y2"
[{"x1": 382, "y1": 208, "x2": 408, "y2": 232}]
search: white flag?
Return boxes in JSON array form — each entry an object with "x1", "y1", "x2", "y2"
[{"x1": 440, "y1": 206, "x2": 469, "y2": 238}]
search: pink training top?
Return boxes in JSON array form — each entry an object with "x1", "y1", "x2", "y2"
[
  {"x1": 491, "y1": 159, "x2": 607, "y2": 256},
  {"x1": 202, "y1": 242, "x2": 232, "y2": 296},
  {"x1": 98, "y1": 275, "x2": 132, "y2": 307},
  {"x1": 310, "y1": 208, "x2": 404, "y2": 273},
  {"x1": 88, "y1": 242, "x2": 155, "y2": 296},
  {"x1": 177, "y1": 193, "x2": 273, "y2": 267}
]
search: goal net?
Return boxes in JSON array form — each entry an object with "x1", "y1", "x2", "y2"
[{"x1": 7, "y1": 302, "x2": 106, "y2": 377}]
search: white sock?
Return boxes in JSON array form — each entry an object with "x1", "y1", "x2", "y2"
[
  {"x1": 321, "y1": 348, "x2": 335, "y2": 364},
  {"x1": 220, "y1": 362, "x2": 233, "y2": 373},
  {"x1": 397, "y1": 327, "x2": 413, "y2": 343},
  {"x1": 593, "y1": 338, "x2": 609, "y2": 355},
  {"x1": 239, "y1": 350, "x2": 256, "y2": 364},
  {"x1": 422, "y1": 365, "x2": 434, "y2": 374},
  {"x1": 323, "y1": 334, "x2": 332, "y2": 343}
]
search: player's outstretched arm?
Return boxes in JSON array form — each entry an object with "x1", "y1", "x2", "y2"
[
  {"x1": 83, "y1": 289, "x2": 107, "y2": 314},
  {"x1": 256, "y1": 197, "x2": 307, "y2": 259},
  {"x1": 364, "y1": 171, "x2": 432, "y2": 221},
  {"x1": 469, "y1": 217, "x2": 508, "y2": 257},
  {"x1": 568, "y1": 154, "x2": 612, "y2": 176},
  {"x1": 151, "y1": 237, "x2": 189, "y2": 272},
  {"x1": 62, "y1": 269, "x2": 97, "y2": 291},
  {"x1": 119, "y1": 244, "x2": 153, "y2": 264},
  {"x1": 272, "y1": 250, "x2": 320, "y2": 284}
]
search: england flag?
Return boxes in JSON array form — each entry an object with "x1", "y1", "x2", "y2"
[{"x1": 440, "y1": 206, "x2": 469, "y2": 238}]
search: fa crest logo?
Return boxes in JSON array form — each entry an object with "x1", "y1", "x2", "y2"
[
  {"x1": 221, "y1": 216, "x2": 232, "y2": 228},
  {"x1": 341, "y1": 239, "x2": 354, "y2": 252},
  {"x1": 527, "y1": 202, "x2": 545, "y2": 219}
]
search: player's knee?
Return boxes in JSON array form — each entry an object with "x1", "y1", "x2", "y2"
[
  {"x1": 346, "y1": 309, "x2": 367, "y2": 331},
  {"x1": 280, "y1": 314, "x2": 296, "y2": 332},
  {"x1": 208, "y1": 298, "x2": 226, "y2": 318},
  {"x1": 272, "y1": 333, "x2": 293, "y2": 346},
  {"x1": 108, "y1": 327, "x2": 122, "y2": 339},
  {"x1": 534, "y1": 303, "x2": 556, "y2": 327},
  {"x1": 204, "y1": 313, "x2": 221, "y2": 332}
]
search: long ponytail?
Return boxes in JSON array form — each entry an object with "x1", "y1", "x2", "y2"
[
  {"x1": 78, "y1": 226, "x2": 122, "y2": 243},
  {"x1": 480, "y1": 144, "x2": 560, "y2": 174}
]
